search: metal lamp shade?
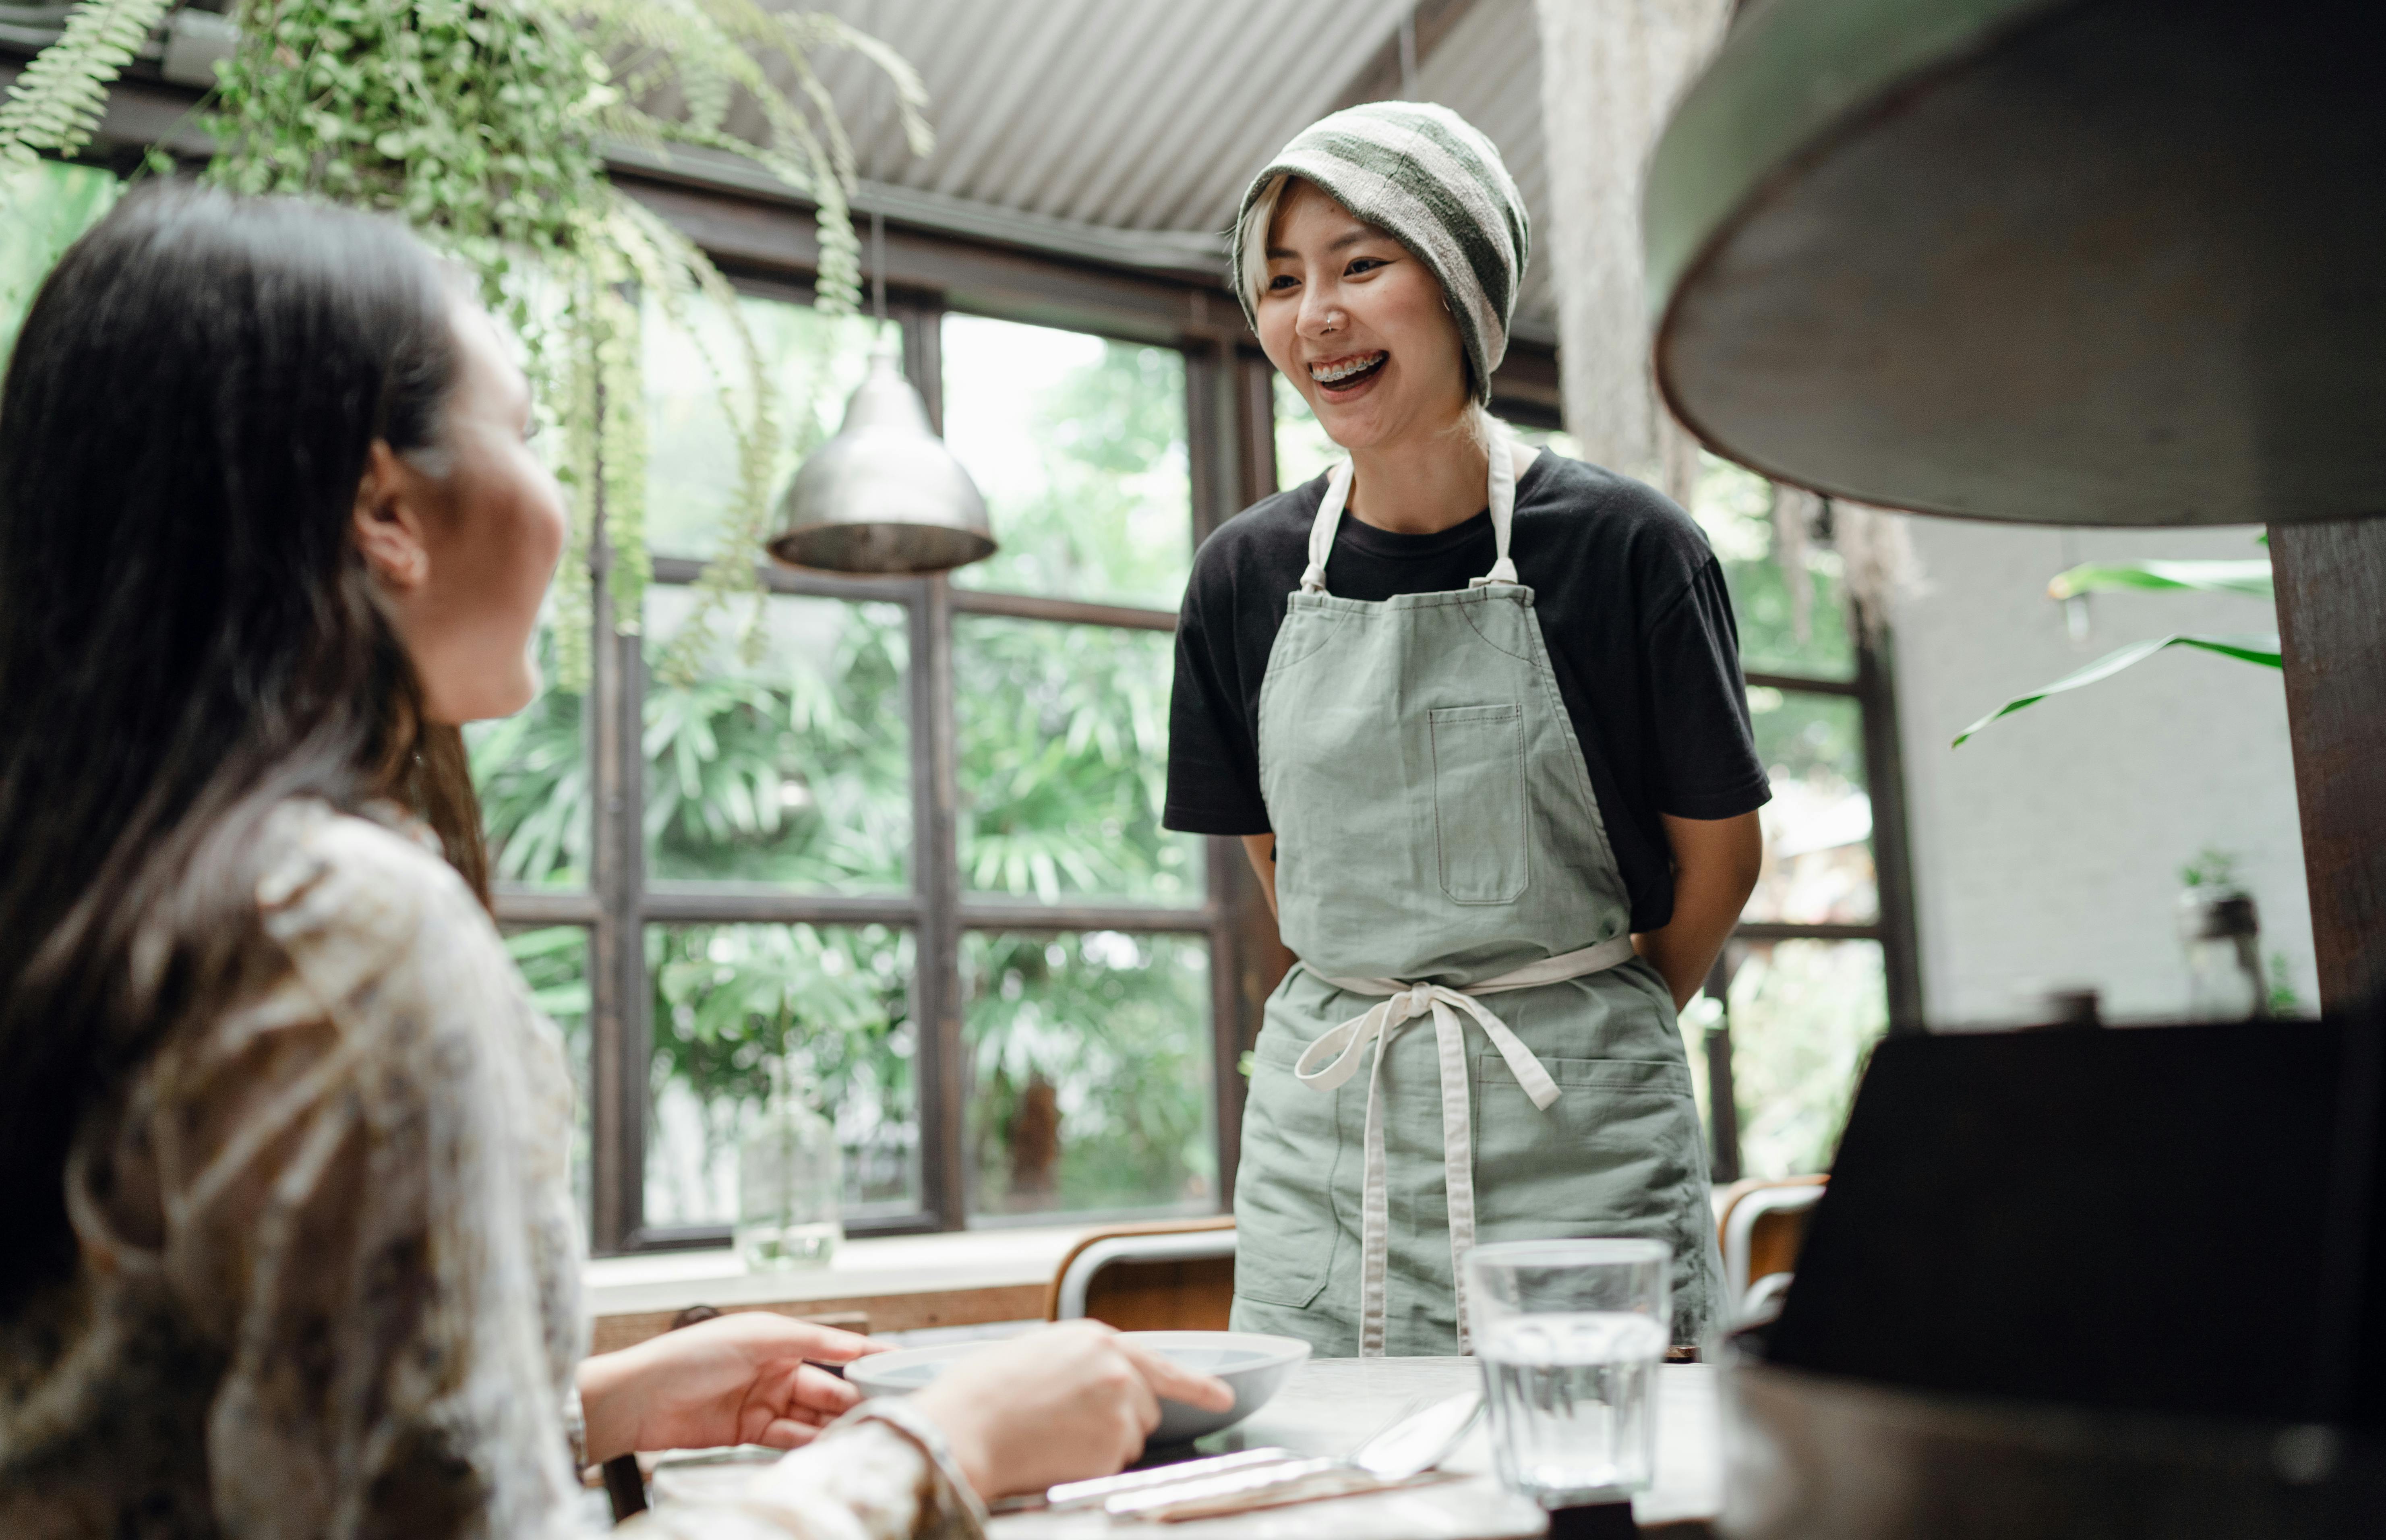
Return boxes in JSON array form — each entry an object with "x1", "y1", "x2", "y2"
[
  {"x1": 766, "y1": 350, "x2": 995, "y2": 574},
  {"x1": 1642, "y1": 0, "x2": 2386, "y2": 526}
]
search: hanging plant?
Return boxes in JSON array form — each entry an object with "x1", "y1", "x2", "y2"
[
  {"x1": 2, "y1": 0, "x2": 931, "y2": 689},
  {"x1": 0, "y1": 0, "x2": 177, "y2": 165}
]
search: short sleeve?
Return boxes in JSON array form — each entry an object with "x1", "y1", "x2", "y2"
[
  {"x1": 1164, "y1": 555, "x2": 1272, "y2": 835},
  {"x1": 1643, "y1": 558, "x2": 1773, "y2": 820}
]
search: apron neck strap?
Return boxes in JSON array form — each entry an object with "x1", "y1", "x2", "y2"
[{"x1": 1299, "y1": 421, "x2": 1534, "y2": 595}]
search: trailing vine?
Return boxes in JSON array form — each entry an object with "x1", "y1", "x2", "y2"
[{"x1": 2, "y1": 0, "x2": 931, "y2": 689}]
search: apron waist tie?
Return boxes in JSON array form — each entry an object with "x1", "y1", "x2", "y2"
[{"x1": 1289, "y1": 936, "x2": 1640, "y2": 1356}]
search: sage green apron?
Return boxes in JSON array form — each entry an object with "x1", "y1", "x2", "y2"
[{"x1": 1229, "y1": 429, "x2": 1724, "y2": 1356}]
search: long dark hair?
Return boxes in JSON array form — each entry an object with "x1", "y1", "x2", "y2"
[{"x1": 0, "y1": 183, "x2": 490, "y2": 1304}]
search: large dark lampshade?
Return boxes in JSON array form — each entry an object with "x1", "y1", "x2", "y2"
[
  {"x1": 766, "y1": 348, "x2": 995, "y2": 573},
  {"x1": 1642, "y1": 0, "x2": 2386, "y2": 527}
]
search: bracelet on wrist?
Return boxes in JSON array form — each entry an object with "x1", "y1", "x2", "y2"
[{"x1": 849, "y1": 1397, "x2": 991, "y2": 1530}]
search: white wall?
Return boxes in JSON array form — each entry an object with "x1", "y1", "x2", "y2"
[{"x1": 1888, "y1": 519, "x2": 2313, "y2": 1025}]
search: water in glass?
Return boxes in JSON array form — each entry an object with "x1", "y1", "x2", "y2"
[{"x1": 1479, "y1": 1311, "x2": 1666, "y2": 1504}]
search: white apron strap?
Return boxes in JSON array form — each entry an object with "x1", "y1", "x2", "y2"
[
  {"x1": 1298, "y1": 460, "x2": 1353, "y2": 594},
  {"x1": 1470, "y1": 422, "x2": 1522, "y2": 589},
  {"x1": 1297, "y1": 425, "x2": 1541, "y2": 597},
  {"x1": 1291, "y1": 934, "x2": 1637, "y2": 1356}
]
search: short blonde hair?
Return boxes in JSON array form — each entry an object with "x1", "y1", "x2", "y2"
[{"x1": 1235, "y1": 172, "x2": 1290, "y2": 316}]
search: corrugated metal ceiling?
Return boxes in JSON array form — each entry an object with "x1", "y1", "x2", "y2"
[{"x1": 753, "y1": 0, "x2": 1556, "y2": 335}]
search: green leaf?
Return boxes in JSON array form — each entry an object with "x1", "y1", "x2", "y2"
[
  {"x1": 1953, "y1": 633, "x2": 2283, "y2": 746},
  {"x1": 2045, "y1": 559, "x2": 2273, "y2": 601}
]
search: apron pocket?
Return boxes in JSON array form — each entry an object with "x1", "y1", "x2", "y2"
[
  {"x1": 1429, "y1": 703, "x2": 1530, "y2": 905},
  {"x1": 1230, "y1": 1022, "x2": 1342, "y2": 1310},
  {"x1": 1469, "y1": 1052, "x2": 1707, "y2": 1259}
]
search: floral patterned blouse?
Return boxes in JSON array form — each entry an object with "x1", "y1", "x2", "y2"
[{"x1": 0, "y1": 799, "x2": 977, "y2": 1540}]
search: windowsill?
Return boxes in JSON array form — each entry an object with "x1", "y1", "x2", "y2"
[{"x1": 585, "y1": 1223, "x2": 1099, "y2": 1323}]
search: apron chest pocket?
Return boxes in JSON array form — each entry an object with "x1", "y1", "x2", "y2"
[{"x1": 1429, "y1": 704, "x2": 1530, "y2": 904}]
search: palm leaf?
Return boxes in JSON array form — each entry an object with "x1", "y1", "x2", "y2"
[
  {"x1": 1953, "y1": 632, "x2": 2282, "y2": 746},
  {"x1": 2045, "y1": 559, "x2": 2273, "y2": 601}
]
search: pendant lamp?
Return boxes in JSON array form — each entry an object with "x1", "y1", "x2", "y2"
[
  {"x1": 766, "y1": 346, "x2": 995, "y2": 573},
  {"x1": 766, "y1": 213, "x2": 997, "y2": 574}
]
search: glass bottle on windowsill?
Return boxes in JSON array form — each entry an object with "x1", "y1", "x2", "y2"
[
  {"x1": 2179, "y1": 887, "x2": 2266, "y2": 1022},
  {"x1": 737, "y1": 1057, "x2": 844, "y2": 1271}
]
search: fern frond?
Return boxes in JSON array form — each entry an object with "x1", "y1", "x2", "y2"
[
  {"x1": 604, "y1": 190, "x2": 785, "y2": 681},
  {"x1": 571, "y1": 0, "x2": 931, "y2": 313},
  {"x1": 779, "y1": 11, "x2": 935, "y2": 159},
  {"x1": 0, "y1": 0, "x2": 177, "y2": 164}
]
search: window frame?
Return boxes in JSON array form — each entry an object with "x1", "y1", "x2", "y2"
[{"x1": 493, "y1": 254, "x2": 1266, "y2": 1252}]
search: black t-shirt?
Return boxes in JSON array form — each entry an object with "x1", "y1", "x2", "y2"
[{"x1": 1164, "y1": 453, "x2": 1771, "y2": 933}]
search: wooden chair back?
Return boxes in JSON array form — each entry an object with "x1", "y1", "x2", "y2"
[
  {"x1": 1716, "y1": 1174, "x2": 1829, "y2": 1315},
  {"x1": 1045, "y1": 1215, "x2": 1236, "y2": 1331}
]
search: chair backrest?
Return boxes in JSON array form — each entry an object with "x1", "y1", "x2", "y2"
[
  {"x1": 1717, "y1": 1175, "x2": 1827, "y2": 1319},
  {"x1": 1046, "y1": 1215, "x2": 1236, "y2": 1331}
]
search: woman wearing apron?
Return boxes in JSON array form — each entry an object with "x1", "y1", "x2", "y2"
[{"x1": 1165, "y1": 103, "x2": 1768, "y2": 1356}]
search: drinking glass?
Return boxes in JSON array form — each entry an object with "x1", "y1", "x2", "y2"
[{"x1": 1463, "y1": 1238, "x2": 1671, "y2": 1506}]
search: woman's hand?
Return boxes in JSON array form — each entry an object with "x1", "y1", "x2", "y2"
[
  {"x1": 576, "y1": 1312, "x2": 886, "y2": 1462},
  {"x1": 909, "y1": 1321, "x2": 1235, "y2": 1499}
]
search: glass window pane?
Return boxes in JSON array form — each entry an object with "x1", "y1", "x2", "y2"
[
  {"x1": 470, "y1": 613, "x2": 588, "y2": 888},
  {"x1": 1725, "y1": 939, "x2": 1887, "y2": 1179},
  {"x1": 954, "y1": 616, "x2": 1202, "y2": 904},
  {"x1": 644, "y1": 291, "x2": 882, "y2": 559},
  {"x1": 1742, "y1": 689, "x2": 1877, "y2": 924},
  {"x1": 646, "y1": 923, "x2": 920, "y2": 1226},
  {"x1": 1691, "y1": 455, "x2": 1857, "y2": 681},
  {"x1": 504, "y1": 925, "x2": 592, "y2": 1228},
  {"x1": 646, "y1": 588, "x2": 910, "y2": 892},
  {"x1": 1, "y1": 160, "x2": 117, "y2": 362},
  {"x1": 944, "y1": 315, "x2": 1192, "y2": 608},
  {"x1": 963, "y1": 931, "x2": 1215, "y2": 1219},
  {"x1": 1272, "y1": 373, "x2": 1341, "y2": 491}
]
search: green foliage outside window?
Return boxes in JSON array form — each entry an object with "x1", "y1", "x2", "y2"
[
  {"x1": 1690, "y1": 456, "x2": 1856, "y2": 681},
  {"x1": 468, "y1": 626, "x2": 590, "y2": 887},
  {"x1": 646, "y1": 592, "x2": 911, "y2": 892},
  {"x1": 505, "y1": 925, "x2": 594, "y2": 1220},
  {"x1": 0, "y1": 159, "x2": 117, "y2": 362},
  {"x1": 472, "y1": 302, "x2": 1216, "y2": 1232},
  {"x1": 646, "y1": 923, "x2": 918, "y2": 1225},
  {"x1": 944, "y1": 318, "x2": 1193, "y2": 610},
  {"x1": 955, "y1": 617, "x2": 1195, "y2": 904},
  {"x1": 965, "y1": 931, "x2": 1214, "y2": 1217},
  {"x1": 1724, "y1": 939, "x2": 1887, "y2": 1179}
]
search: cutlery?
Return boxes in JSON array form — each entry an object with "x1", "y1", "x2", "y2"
[
  {"x1": 1103, "y1": 1389, "x2": 1485, "y2": 1521},
  {"x1": 1038, "y1": 1447, "x2": 1300, "y2": 1511}
]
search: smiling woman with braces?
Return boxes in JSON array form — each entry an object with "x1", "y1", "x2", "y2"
[{"x1": 1163, "y1": 101, "x2": 1770, "y2": 1362}]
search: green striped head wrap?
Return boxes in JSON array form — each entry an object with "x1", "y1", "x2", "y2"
[{"x1": 1231, "y1": 101, "x2": 1529, "y2": 406}]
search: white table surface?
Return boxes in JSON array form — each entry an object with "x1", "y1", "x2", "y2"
[
  {"x1": 989, "y1": 1359, "x2": 1721, "y2": 1540},
  {"x1": 650, "y1": 1359, "x2": 1720, "y2": 1538}
]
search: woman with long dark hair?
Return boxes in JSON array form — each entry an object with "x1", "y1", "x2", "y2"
[{"x1": 0, "y1": 183, "x2": 1225, "y2": 1538}]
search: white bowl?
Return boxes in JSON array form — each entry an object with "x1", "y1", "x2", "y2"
[{"x1": 845, "y1": 1329, "x2": 1311, "y2": 1446}]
